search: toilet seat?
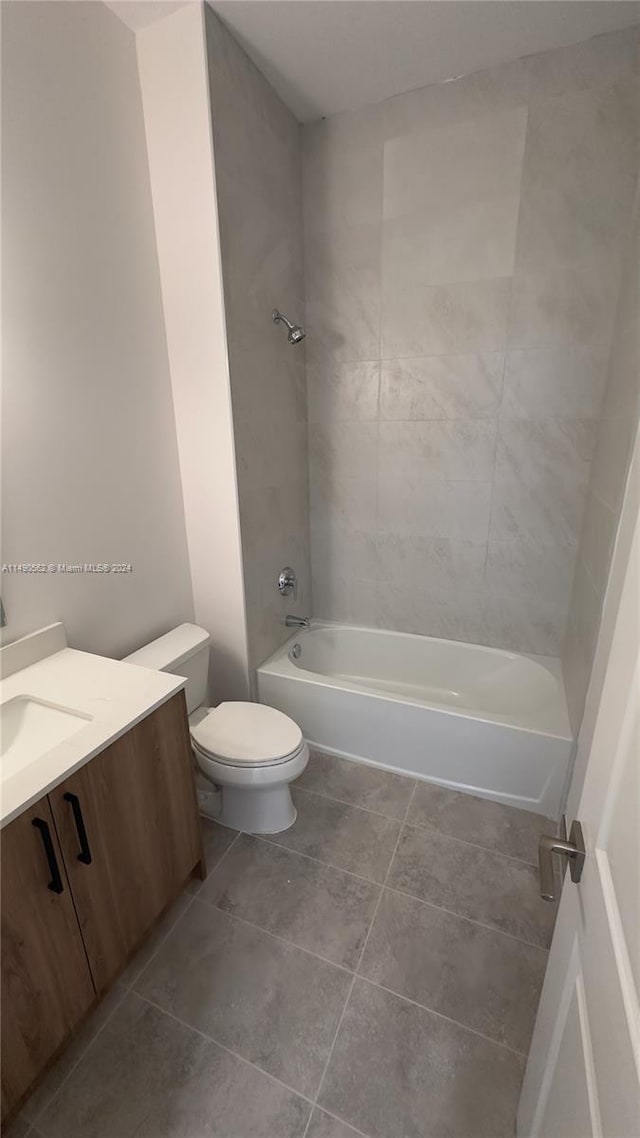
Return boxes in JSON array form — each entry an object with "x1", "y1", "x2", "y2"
[{"x1": 189, "y1": 701, "x2": 304, "y2": 768}]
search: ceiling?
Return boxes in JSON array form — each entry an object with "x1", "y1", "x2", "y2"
[
  {"x1": 208, "y1": 0, "x2": 640, "y2": 120},
  {"x1": 107, "y1": 0, "x2": 640, "y2": 122}
]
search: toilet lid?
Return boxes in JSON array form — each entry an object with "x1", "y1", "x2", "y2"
[{"x1": 190, "y1": 702, "x2": 303, "y2": 764}]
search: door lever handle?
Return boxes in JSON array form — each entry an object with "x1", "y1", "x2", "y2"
[{"x1": 538, "y1": 820, "x2": 586, "y2": 902}]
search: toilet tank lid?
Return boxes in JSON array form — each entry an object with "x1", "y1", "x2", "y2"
[{"x1": 124, "y1": 623, "x2": 210, "y2": 672}]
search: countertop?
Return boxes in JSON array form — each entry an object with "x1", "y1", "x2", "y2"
[{"x1": 1, "y1": 640, "x2": 185, "y2": 828}]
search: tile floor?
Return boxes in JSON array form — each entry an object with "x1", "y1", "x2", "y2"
[{"x1": 10, "y1": 750, "x2": 558, "y2": 1138}]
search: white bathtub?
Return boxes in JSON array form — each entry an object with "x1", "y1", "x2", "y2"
[{"x1": 256, "y1": 622, "x2": 574, "y2": 818}]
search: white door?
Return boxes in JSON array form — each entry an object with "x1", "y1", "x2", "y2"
[{"x1": 518, "y1": 437, "x2": 640, "y2": 1138}]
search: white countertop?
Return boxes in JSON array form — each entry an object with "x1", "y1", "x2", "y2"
[{"x1": 1, "y1": 637, "x2": 185, "y2": 828}]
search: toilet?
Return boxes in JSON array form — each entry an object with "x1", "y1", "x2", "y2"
[{"x1": 125, "y1": 624, "x2": 308, "y2": 834}]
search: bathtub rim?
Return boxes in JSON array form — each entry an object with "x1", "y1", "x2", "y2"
[{"x1": 258, "y1": 619, "x2": 573, "y2": 743}]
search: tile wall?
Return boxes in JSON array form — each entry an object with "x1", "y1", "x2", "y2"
[
  {"x1": 205, "y1": 9, "x2": 311, "y2": 670},
  {"x1": 304, "y1": 28, "x2": 640, "y2": 656},
  {"x1": 562, "y1": 179, "x2": 640, "y2": 731}
]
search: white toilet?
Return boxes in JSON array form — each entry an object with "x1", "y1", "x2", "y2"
[{"x1": 125, "y1": 623, "x2": 308, "y2": 834}]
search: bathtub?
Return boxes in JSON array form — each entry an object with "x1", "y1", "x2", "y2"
[{"x1": 256, "y1": 622, "x2": 574, "y2": 819}]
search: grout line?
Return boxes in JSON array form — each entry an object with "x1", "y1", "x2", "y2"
[
  {"x1": 381, "y1": 881, "x2": 551, "y2": 953},
  {"x1": 192, "y1": 827, "x2": 242, "y2": 896},
  {"x1": 250, "y1": 830, "x2": 391, "y2": 888},
  {"x1": 354, "y1": 974, "x2": 529, "y2": 1059},
  {"x1": 288, "y1": 776, "x2": 542, "y2": 871},
  {"x1": 121, "y1": 894, "x2": 197, "y2": 990},
  {"x1": 303, "y1": 783, "x2": 417, "y2": 1134},
  {"x1": 131, "y1": 990, "x2": 316, "y2": 1110},
  {"x1": 400, "y1": 816, "x2": 541, "y2": 868},
  {"x1": 294, "y1": 762, "x2": 547, "y2": 868},
  {"x1": 291, "y1": 780, "x2": 415, "y2": 823},
  {"x1": 204, "y1": 816, "x2": 548, "y2": 990},
  {"x1": 259, "y1": 823, "x2": 401, "y2": 888},
  {"x1": 313, "y1": 1105, "x2": 374, "y2": 1138},
  {"x1": 190, "y1": 894, "x2": 357, "y2": 977}
]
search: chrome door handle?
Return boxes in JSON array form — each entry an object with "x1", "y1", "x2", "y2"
[{"x1": 538, "y1": 820, "x2": 586, "y2": 902}]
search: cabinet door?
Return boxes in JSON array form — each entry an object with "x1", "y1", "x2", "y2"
[
  {"x1": 1, "y1": 799, "x2": 95, "y2": 1119},
  {"x1": 49, "y1": 692, "x2": 202, "y2": 992}
]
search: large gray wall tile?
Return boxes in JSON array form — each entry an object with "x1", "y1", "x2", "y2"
[
  {"x1": 303, "y1": 45, "x2": 638, "y2": 652},
  {"x1": 382, "y1": 107, "x2": 527, "y2": 220},
  {"x1": 562, "y1": 184, "x2": 640, "y2": 732},
  {"x1": 205, "y1": 10, "x2": 310, "y2": 670},
  {"x1": 307, "y1": 360, "x2": 380, "y2": 423},
  {"x1": 306, "y1": 222, "x2": 381, "y2": 362},
  {"x1": 377, "y1": 478, "x2": 492, "y2": 542},
  {"x1": 380, "y1": 353, "x2": 503, "y2": 420},
  {"x1": 378, "y1": 420, "x2": 497, "y2": 483},
  {"x1": 381, "y1": 277, "x2": 511, "y2": 358}
]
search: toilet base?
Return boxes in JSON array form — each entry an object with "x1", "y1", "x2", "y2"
[
  {"x1": 219, "y1": 783, "x2": 297, "y2": 834},
  {"x1": 197, "y1": 787, "x2": 222, "y2": 822}
]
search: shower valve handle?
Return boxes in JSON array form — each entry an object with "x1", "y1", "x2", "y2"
[{"x1": 278, "y1": 567, "x2": 297, "y2": 598}]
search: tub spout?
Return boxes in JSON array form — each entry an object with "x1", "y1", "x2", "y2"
[{"x1": 285, "y1": 615, "x2": 310, "y2": 629}]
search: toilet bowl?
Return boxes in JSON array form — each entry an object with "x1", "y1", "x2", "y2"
[
  {"x1": 189, "y1": 702, "x2": 308, "y2": 832},
  {"x1": 124, "y1": 624, "x2": 308, "y2": 834}
]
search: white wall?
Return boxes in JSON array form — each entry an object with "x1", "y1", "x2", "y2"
[
  {"x1": 136, "y1": 3, "x2": 251, "y2": 701},
  {"x1": 1, "y1": 0, "x2": 194, "y2": 657}
]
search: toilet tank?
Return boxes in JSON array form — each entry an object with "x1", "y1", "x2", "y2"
[{"x1": 124, "y1": 624, "x2": 210, "y2": 714}]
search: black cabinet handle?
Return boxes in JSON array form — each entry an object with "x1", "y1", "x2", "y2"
[
  {"x1": 63, "y1": 793, "x2": 93, "y2": 865},
  {"x1": 32, "y1": 818, "x2": 64, "y2": 894}
]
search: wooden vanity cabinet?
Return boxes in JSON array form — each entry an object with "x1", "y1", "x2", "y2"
[
  {"x1": 1, "y1": 800, "x2": 95, "y2": 1118},
  {"x1": 49, "y1": 691, "x2": 202, "y2": 992},
  {"x1": 1, "y1": 691, "x2": 203, "y2": 1121}
]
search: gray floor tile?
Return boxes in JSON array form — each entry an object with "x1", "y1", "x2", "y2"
[
  {"x1": 39, "y1": 992, "x2": 310, "y2": 1138},
  {"x1": 407, "y1": 782, "x2": 555, "y2": 864},
  {"x1": 359, "y1": 888, "x2": 547, "y2": 1052},
  {"x1": 20, "y1": 984, "x2": 126, "y2": 1123},
  {"x1": 319, "y1": 979, "x2": 524, "y2": 1138},
  {"x1": 201, "y1": 835, "x2": 380, "y2": 969},
  {"x1": 134, "y1": 899, "x2": 351, "y2": 1097},
  {"x1": 297, "y1": 751, "x2": 415, "y2": 820},
  {"x1": 187, "y1": 818, "x2": 239, "y2": 893},
  {"x1": 119, "y1": 893, "x2": 193, "y2": 988},
  {"x1": 388, "y1": 824, "x2": 557, "y2": 948},
  {"x1": 263, "y1": 789, "x2": 401, "y2": 883},
  {"x1": 307, "y1": 1108, "x2": 369, "y2": 1138}
]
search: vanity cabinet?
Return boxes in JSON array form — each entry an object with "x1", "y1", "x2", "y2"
[
  {"x1": 49, "y1": 692, "x2": 202, "y2": 992},
  {"x1": 1, "y1": 691, "x2": 203, "y2": 1121},
  {"x1": 1, "y1": 801, "x2": 95, "y2": 1117}
]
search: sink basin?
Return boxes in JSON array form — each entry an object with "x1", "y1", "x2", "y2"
[{"x1": 1, "y1": 696, "x2": 92, "y2": 779}]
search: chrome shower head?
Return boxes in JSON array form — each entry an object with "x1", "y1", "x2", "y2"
[{"x1": 272, "y1": 308, "x2": 306, "y2": 345}]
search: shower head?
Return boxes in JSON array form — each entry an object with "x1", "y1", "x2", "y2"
[{"x1": 272, "y1": 308, "x2": 306, "y2": 345}]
